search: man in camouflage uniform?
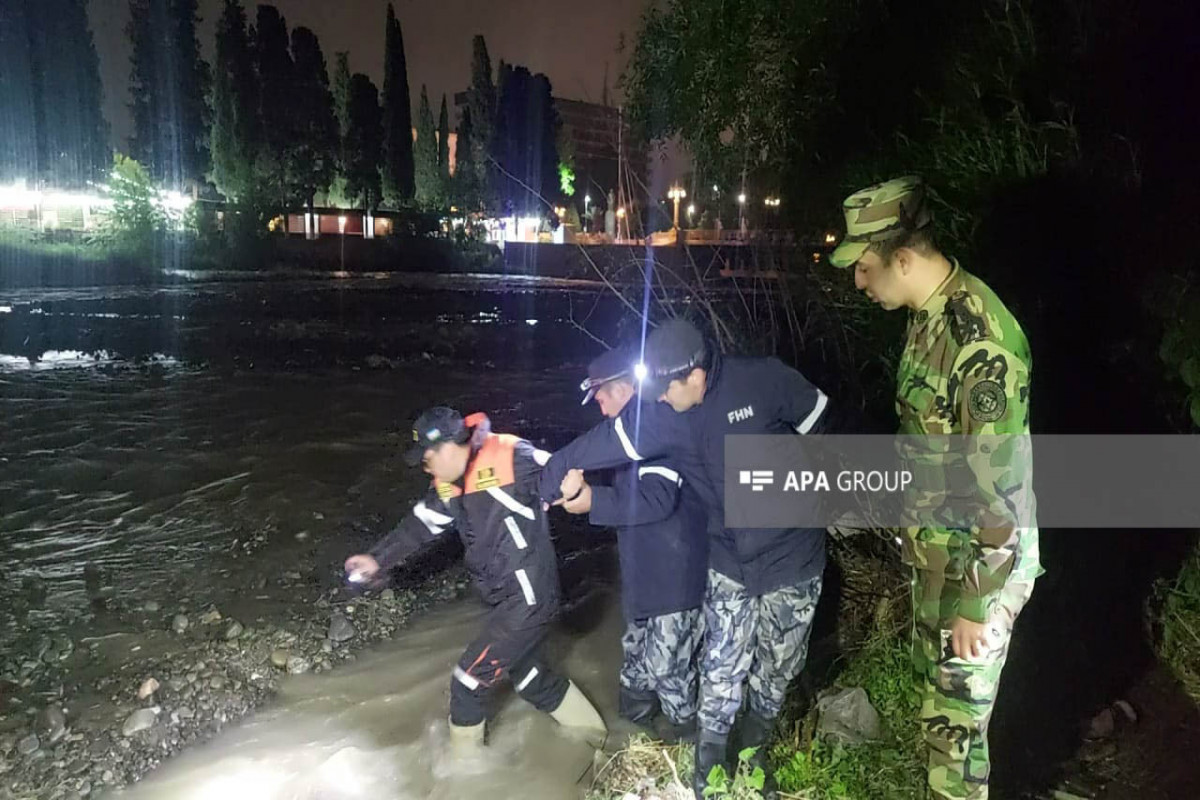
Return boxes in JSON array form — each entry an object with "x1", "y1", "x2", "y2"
[{"x1": 830, "y1": 176, "x2": 1043, "y2": 800}]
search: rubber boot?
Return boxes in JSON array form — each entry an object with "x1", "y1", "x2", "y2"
[
  {"x1": 738, "y1": 711, "x2": 778, "y2": 799},
  {"x1": 549, "y1": 680, "x2": 607, "y2": 747},
  {"x1": 655, "y1": 715, "x2": 697, "y2": 745},
  {"x1": 618, "y1": 686, "x2": 660, "y2": 727},
  {"x1": 693, "y1": 729, "x2": 730, "y2": 798},
  {"x1": 447, "y1": 718, "x2": 485, "y2": 758}
]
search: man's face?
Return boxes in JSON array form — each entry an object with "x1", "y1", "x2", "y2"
[
  {"x1": 853, "y1": 249, "x2": 907, "y2": 311},
  {"x1": 423, "y1": 441, "x2": 469, "y2": 483},
  {"x1": 658, "y1": 368, "x2": 705, "y2": 412},
  {"x1": 595, "y1": 379, "x2": 635, "y2": 419}
]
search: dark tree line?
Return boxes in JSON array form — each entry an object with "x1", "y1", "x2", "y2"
[{"x1": 0, "y1": 0, "x2": 109, "y2": 187}]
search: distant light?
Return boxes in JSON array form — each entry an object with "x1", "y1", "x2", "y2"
[
  {"x1": 585, "y1": 194, "x2": 591, "y2": 203},
  {"x1": 525, "y1": 319, "x2": 538, "y2": 326},
  {"x1": 737, "y1": 193, "x2": 746, "y2": 204},
  {"x1": 824, "y1": 232, "x2": 837, "y2": 244},
  {"x1": 338, "y1": 215, "x2": 348, "y2": 233},
  {"x1": 616, "y1": 207, "x2": 626, "y2": 218},
  {"x1": 0, "y1": 306, "x2": 11, "y2": 314},
  {"x1": 687, "y1": 204, "x2": 695, "y2": 215},
  {"x1": 712, "y1": 184, "x2": 719, "y2": 192},
  {"x1": 633, "y1": 362, "x2": 648, "y2": 382}
]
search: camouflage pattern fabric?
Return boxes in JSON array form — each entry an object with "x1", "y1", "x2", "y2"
[
  {"x1": 829, "y1": 175, "x2": 932, "y2": 268},
  {"x1": 700, "y1": 570, "x2": 823, "y2": 735},
  {"x1": 620, "y1": 609, "x2": 704, "y2": 724},
  {"x1": 895, "y1": 260, "x2": 1044, "y2": 798},
  {"x1": 913, "y1": 535, "x2": 1039, "y2": 799}
]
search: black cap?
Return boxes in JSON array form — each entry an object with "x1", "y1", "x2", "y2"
[
  {"x1": 579, "y1": 347, "x2": 635, "y2": 405},
  {"x1": 404, "y1": 406, "x2": 470, "y2": 466},
  {"x1": 639, "y1": 318, "x2": 708, "y2": 398}
]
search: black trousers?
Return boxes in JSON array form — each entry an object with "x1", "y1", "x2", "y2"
[{"x1": 449, "y1": 603, "x2": 569, "y2": 726}]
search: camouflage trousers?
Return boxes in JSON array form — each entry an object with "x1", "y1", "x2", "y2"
[
  {"x1": 913, "y1": 552, "x2": 1039, "y2": 799},
  {"x1": 700, "y1": 570, "x2": 823, "y2": 736},
  {"x1": 620, "y1": 609, "x2": 704, "y2": 724}
]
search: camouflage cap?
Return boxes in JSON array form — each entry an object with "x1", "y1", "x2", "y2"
[{"x1": 828, "y1": 176, "x2": 932, "y2": 268}]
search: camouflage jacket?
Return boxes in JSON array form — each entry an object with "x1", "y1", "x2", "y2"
[{"x1": 896, "y1": 261, "x2": 1042, "y2": 622}]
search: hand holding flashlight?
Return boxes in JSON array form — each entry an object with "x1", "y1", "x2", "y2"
[{"x1": 344, "y1": 554, "x2": 380, "y2": 585}]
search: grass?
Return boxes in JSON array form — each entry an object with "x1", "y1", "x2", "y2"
[{"x1": 1154, "y1": 541, "x2": 1200, "y2": 701}]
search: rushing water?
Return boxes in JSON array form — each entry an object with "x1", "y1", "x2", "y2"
[{"x1": 0, "y1": 273, "x2": 620, "y2": 655}]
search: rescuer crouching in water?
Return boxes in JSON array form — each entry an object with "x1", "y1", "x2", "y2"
[{"x1": 344, "y1": 407, "x2": 606, "y2": 753}]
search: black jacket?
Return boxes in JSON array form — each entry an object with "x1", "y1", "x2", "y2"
[
  {"x1": 590, "y1": 457, "x2": 708, "y2": 621},
  {"x1": 371, "y1": 419, "x2": 559, "y2": 628},
  {"x1": 539, "y1": 354, "x2": 829, "y2": 597}
]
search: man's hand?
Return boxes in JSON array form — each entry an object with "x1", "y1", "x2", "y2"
[
  {"x1": 949, "y1": 615, "x2": 992, "y2": 660},
  {"x1": 344, "y1": 554, "x2": 380, "y2": 583},
  {"x1": 561, "y1": 482, "x2": 593, "y2": 514},
  {"x1": 559, "y1": 469, "x2": 585, "y2": 501}
]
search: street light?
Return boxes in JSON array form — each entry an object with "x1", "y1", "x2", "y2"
[
  {"x1": 764, "y1": 197, "x2": 781, "y2": 208},
  {"x1": 668, "y1": 185, "x2": 687, "y2": 230},
  {"x1": 584, "y1": 194, "x2": 591, "y2": 231},
  {"x1": 338, "y1": 215, "x2": 348, "y2": 270}
]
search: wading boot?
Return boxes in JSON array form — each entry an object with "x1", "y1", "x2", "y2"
[
  {"x1": 654, "y1": 715, "x2": 697, "y2": 745},
  {"x1": 447, "y1": 718, "x2": 485, "y2": 758},
  {"x1": 550, "y1": 680, "x2": 608, "y2": 748},
  {"x1": 618, "y1": 686, "x2": 660, "y2": 728},
  {"x1": 693, "y1": 729, "x2": 730, "y2": 798},
  {"x1": 737, "y1": 710, "x2": 778, "y2": 799}
]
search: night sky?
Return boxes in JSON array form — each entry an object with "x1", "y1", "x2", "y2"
[{"x1": 87, "y1": 0, "x2": 649, "y2": 150}]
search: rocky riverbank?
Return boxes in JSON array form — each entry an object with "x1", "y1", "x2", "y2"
[{"x1": 0, "y1": 563, "x2": 471, "y2": 800}]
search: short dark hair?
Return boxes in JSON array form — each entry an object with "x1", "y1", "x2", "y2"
[{"x1": 868, "y1": 226, "x2": 938, "y2": 265}]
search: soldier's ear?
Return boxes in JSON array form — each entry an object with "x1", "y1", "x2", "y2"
[{"x1": 893, "y1": 247, "x2": 915, "y2": 276}]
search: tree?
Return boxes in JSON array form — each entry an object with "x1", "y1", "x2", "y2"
[
  {"x1": 466, "y1": 35, "x2": 497, "y2": 208},
  {"x1": 492, "y1": 65, "x2": 560, "y2": 214},
  {"x1": 127, "y1": 0, "x2": 210, "y2": 189},
  {"x1": 288, "y1": 27, "x2": 338, "y2": 209},
  {"x1": 6, "y1": 0, "x2": 110, "y2": 187},
  {"x1": 438, "y1": 94, "x2": 451, "y2": 198},
  {"x1": 91, "y1": 155, "x2": 175, "y2": 257},
  {"x1": 380, "y1": 3, "x2": 414, "y2": 206},
  {"x1": 253, "y1": 4, "x2": 295, "y2": 203},
  {"x1": 209, "y1": 0, "x2": 259, "y2": 201},
  {"x1": 413, "y1": 85, "x2": 439, "y2": 206},
  {"x1": 343, "y1": 73, "x2": 383, "y2": 210},
  {"x1": 452, "y1": 105, "x2": 477, "y2": 209}
]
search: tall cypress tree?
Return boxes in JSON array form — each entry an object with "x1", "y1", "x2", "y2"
[
  {"x1": 127, "y1": 0, "x2": 209, "y2": 189},
  {"x1": 467, "y1": 35, "x2": 496, "y2": 209},
  {"x1": 0, "y1": 2, "x2": 39, "y2": 183},
  {"x1": 209, "y1": 0, "x2": 258, "y2": 201},
  {"x1": 380, "y1": 3, "x2": 414, "y2": 206},
  {"x1": 344, "y1": 73, "x2": 383, "y2": 210},
  {"x1": 413, "y1": 85, "x2": 439, "y2": 206},
  {"x1": 437, "y1": 94, "x2": 451, "y2": 199},
  {"x1": 452, "y1": 105, "x2": 476, "y2": 210},
  {"x1": 26, "y1": 0, "x2": 109, "y2": 187},
  {"x1": 288, "y1": 27, "x2": 337, "y2": 209},
  {"x1": 253, "y1": 4, "x2": 294, "y2": 203},
  {"x1": 328, "y1": 51, "x2": 352, "y2": 207}
]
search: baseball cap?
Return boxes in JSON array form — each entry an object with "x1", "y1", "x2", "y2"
[
  {"x1": 829, "y1": 175, "x2": 933, "y2": 268},
  {"x1": 404, "y1": 406, "x2": 470, "y2": 466},
  {"x1": 579, "y1": 347, "x2": 635, "y2": 405},
  {"x1": 639, "y1": 318, "x2": 708, "y2": 399}
]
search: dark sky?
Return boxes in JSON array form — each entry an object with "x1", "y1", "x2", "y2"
[{"x1": 88, "y1": 0, "x2": 649, "y2": 150}]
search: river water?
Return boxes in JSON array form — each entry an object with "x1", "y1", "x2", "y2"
[{"x1": 0, "y1": 273, "x2": 638, "y2": 799}]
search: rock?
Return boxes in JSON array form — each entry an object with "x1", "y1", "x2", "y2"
[
  {"x1": 286, "y1": 656, "x2": 310, "y2": 675},
  {"x1": 17, "y1": 734, "x2": 40, "y2": 756},
  {"x1": 53, "y1": 635, "x2": 74, "y2": 660},
  {"x1": 175, "y1": 706, "x2": 194, "y2": 720},
  {"x1": 328, "y1": 614, "x2": 356, "y2": 643},
  {"x1": 816, "y1": 687, "x2": 882, "y2": 745},
  {"x1": 223, "y1": 621, "x2": 244, "y2": 641},
  {"x1": 270, "y1": 649, "x2": 290, "y2": 669},
  {"x1": 137, "y1": 678, "x2": 160, "y2": 700},
  {"x1": 380, "y1": 589, "x2": 395, "y2": 602},
  {"x1": 320, "y1": 640, "x2": 333, "y2": 654},
  {"x1": 209, "y1": 676, "x2": 225, "y2": 690},
  {"x1": 171, "y1": 615, "x2": 189, "y2": 635},
  {"x1": 142, "y1": 600, "x2": 160, "y2": 613},
  {"x1": 121, "y1": 708, "x2": 159, "y2": 737},
  {"x1": 167, "y1": 677, "x2": 187, "y2": 692},
  {"x1": 78, "y1": 780, "x2": 91, "y2": 796},
  {"x1": 1085, "y1": 707, "x2": 1115, "y2": 740},
  {"x1": 198, "y1": 609, "x2": 222, "y2": 625},
  {"x1": 1113, "y1": 699, "x2": 1138, "y2": 724},
  {"x1": 35, "y1": 706, "x2": 66, "y2": 743},
  {"x1": 294, "y1": 531, "x2": 310, "y2": 542},
  {"x1": 312, "y1": 512, "x2": 325, "y2": 521},
  {"x1": 102, "y1": 770, "x2": 113, "y2": 783}
]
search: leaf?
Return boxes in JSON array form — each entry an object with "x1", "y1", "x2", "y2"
[
  {"x1": 738, "y1": 746, "x2": 759, "y2": 763},
  {"x1": 1181, "y1": 357, "x2": 1200, "y2": 389},
  {"x1": 748, "y1": 766, "x2": 766, "y2": 791}
]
